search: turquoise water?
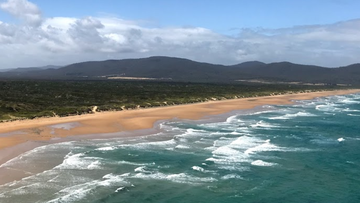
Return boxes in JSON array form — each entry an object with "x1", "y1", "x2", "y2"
[{"x1": 0, "y1": 93, "x2": 360, "y2": 203}]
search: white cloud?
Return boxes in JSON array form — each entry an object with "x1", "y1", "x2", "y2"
[
  {"x1": 0, "y1": 0, "x2": 42, "y2": 27},
  {"x1": 67, "y1": 17, "x2": 105, "y2": 52},
  {"x1": 0, "y1": 0, "x2": 360, "y2": 68}
]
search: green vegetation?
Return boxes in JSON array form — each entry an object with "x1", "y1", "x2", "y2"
[{"x1": 0, "y1": 80, "x2": 348, "y2": 122}]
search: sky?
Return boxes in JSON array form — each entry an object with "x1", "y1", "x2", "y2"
[{"x1": 0, "y1": 0, "x2": 360, "y2": 69}]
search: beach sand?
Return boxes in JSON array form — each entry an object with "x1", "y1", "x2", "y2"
[{"x1": 0, "y1": 89, "x2": 359, "y2": 184}]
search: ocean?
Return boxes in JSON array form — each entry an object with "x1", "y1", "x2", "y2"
[{"x1": 0, "y1": 93, "x2": 359, "y2": 203}]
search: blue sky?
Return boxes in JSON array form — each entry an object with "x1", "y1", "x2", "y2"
[
  {"x1": 14, "y1": 0, "x2": 360, "y2": 33},
  {"x1": 0, "y1": 0, "x2": 360, "y2": 68}
]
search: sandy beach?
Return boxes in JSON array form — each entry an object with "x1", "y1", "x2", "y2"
[{"x1": 0, "y1": 89, "x2": 359, "y2": 185}]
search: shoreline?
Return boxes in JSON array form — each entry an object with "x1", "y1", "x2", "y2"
[{"x1": 0, "y1": 89, "x2": 359, "y2": 185}]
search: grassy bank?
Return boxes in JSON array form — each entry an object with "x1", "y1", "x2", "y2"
[{"x1": 0, "y1": 80, "x2": 347, "y2": 122}]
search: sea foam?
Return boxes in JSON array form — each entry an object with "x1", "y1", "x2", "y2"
[
  {"x1": 251, "y1": 160, "x2": 278, "y2": 167},
  {"x1": 269, "y1": 111, "x2": 316, "y2": 120}
]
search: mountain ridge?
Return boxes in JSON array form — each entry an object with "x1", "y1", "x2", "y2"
[{"x1": 1, "y1": 56, "x2": 359, "y2": 84}]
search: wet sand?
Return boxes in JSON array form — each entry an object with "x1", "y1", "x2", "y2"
[{"x1": 0, "y1": 89, "x2": 359, "y2": 185}]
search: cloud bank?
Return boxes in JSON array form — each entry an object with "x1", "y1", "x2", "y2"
[
  {"x1": 0, "y1": 0, "x2": 360, "y2": 68},
  {"x1": 0, "y1": 0, "x2": 41, "y2": 27}
]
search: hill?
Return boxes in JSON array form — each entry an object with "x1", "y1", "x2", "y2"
[
  {"x1": 0, "y1": 56, "x2": 359, "y2": 85},
  {"x1": 2, "y1": 65, "x2": 61, "y2": 73}
]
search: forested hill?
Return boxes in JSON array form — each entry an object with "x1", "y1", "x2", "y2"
[{"x1": 1, "y1": 56, "x2": 360, "y2": 84}]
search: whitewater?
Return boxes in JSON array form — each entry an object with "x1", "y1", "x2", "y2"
[{"x1": 0, "y1": 93, "x2": 359, "y2": 203}]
